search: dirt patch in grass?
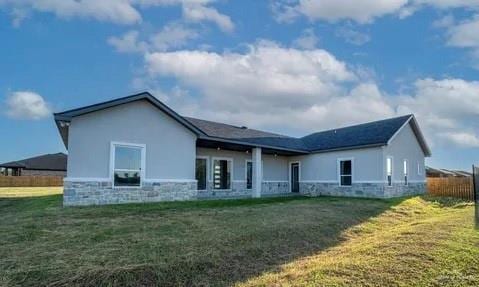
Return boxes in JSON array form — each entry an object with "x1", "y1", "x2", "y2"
[{"x1": 0, "y1": 189, "x2": 477, "y2": 287}]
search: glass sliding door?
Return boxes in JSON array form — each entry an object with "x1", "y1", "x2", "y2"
[{"x1": 196, "y1": 158, "x2": 207, "y2": 190}]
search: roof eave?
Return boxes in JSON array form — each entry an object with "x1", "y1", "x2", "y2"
[
  {"x1": 198, "y1": 135, "x2": 310, "y2": 154},
  {"x1": 307, "y1": 143, "x2": 386, "y2": 154}
]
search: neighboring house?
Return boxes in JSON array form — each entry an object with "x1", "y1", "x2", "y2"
[
  {"x1": 0, "y1": 153, "x2": 67, "y2": 177},
  {"x1": 426, "y1": 166, "x2": 472, "y2": 178},
  {"x1": 54, "y1": 92, "x2": 431, "y2": 206}
]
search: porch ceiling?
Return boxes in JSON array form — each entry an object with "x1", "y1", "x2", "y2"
[{"x1": 196, "y1": 138, "x2": 307, "y2": 156}]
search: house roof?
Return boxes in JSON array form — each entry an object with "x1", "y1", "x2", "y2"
[
  {"x1": 53, "y1": 92, "x2": 431, "y2": 156},
  {"x1": 184, "y1": 117, "x2": 309, "y2": 152},
  {"x1": 301, "y1": 115, "x2": 413, "y2": 152},
  {"x1": 0, "y1": 153, "x2": 67, "y2": 171},
  {"x1": 426, "y1": 166, "x2": 472, "y2": 177}
]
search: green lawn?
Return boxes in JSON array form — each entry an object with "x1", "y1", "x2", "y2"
[{"x1": 0, "y1": 188, "x2": 477, "y2": 287}]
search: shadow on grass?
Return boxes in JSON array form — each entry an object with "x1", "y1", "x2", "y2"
[{"x1": 1, "y1": 194, "x2": 407, "y2": 287}]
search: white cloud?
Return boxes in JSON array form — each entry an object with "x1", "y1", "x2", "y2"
[
  {"x1": 0, "y1": 0, "x2": 142, "y2": 25},
  {"x1": 273, "y1": 0, "x2": 408, "y2": 24},
  {"x1": 335, "y1": 27, "x2": 371, "y2": 45},
  {"x1": 0, "y1": 0, "x2": 233, "y2": 32},
  {"x1": 292, "y1": 28, "x2": 319, "y2": 49},
  {"x1": 108, "y1": 30, "x2": 148, "y2": 53},
  {"x1": 182, "y1": 2, "x2": 234, "y2": 32},
  {"x1": 140, "y1": 40, "x2": 479, "y2": 149},
  {"x1": 5, "y1": 91, "x2": 51, "y2": 120},
  {"x1": 150, "y1": 22, "x2": 199, "y2": 51},
  {"x1": 108, "y1": 23, "x2": 198, "y2": 54},
  {"x1": 272, "y1": 0, "x2": 479, "y2": 24},
  {"x1": 447, "y1": 15, "x2": 479, "y2": 48},
  {"x1": 438, "y1": 132, "x2": 479, "y2": 147},
  {"x1": 396, "y1": 78, "x2": 479, "y2": 148}
]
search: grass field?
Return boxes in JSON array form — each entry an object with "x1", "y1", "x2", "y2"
[{"x1": 0, "y1": 188, "x2": 478, "y2": 286}]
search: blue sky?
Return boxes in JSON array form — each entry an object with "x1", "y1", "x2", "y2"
[{"x1": 0, "y1": 0, "x2": 478, "y2": 171}]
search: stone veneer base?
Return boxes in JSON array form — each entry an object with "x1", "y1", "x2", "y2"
[
  {"x1": 300, "y1": 182, "x2": 426, "y2": 198},
  {"x1": 63, "y1": 180, "x2": 197, "y2": 206},
  {"x1": 63, "y1": 180, "x2": 425, "y2": 206}
]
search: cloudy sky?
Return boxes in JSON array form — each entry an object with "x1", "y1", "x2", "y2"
[{"x1": 0, "y1": 0, "x2": 478, "y2": 170}]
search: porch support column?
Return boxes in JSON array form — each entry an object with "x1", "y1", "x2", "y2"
[{"x1": 252, "y1": 147, "x2": 262, "y2": 198}]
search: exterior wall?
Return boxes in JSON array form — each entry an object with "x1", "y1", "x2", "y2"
[
  {"x1": 383, "y1": 123, "x2": 426, "y2": 183},
  {"x1": 22, "y1": 169, "x2": 66, "y2": 177},
  {"x1": 289, "y1": 147, "x2": 384, "y2": 182},
  {"x1": 196, "y1": 148, "x2": 289, "y2": 199},
  {"x1": 64, "y1": 100, "x2": 198, "y2": 206},
  {"x1": 289, "y1": 137, "x2": 426, "y2": 198},
  {"x1": 64, "y1": 180, "x2": 197, "y2": 206},
  {"x1": 67, "y1": 100, "x2": 197, "y2": 180}
]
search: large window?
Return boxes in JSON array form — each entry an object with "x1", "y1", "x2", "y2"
[
  {"x1": 339, "y1": 159, "x2": 352, "y2": 186},
  {"x1": 196, "y1": 158, "x2": 207, "y2": 191},
  {"x1": 213, "y1": 158, "x2": 231, "y2": 190},
  {"x1": 112, "y1": 143, "x2": 144, "y2": 187},
  {"x1": 403, "y1": 159, "x2": 408, "y2": 186},
  {"x1": 246, "y1": 160, "x2": 252, "y2": 190},
  {"x1": 386, "y1": 156, "x2": 393, "y2": 186}
]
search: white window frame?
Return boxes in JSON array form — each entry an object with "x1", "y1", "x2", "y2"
[
  {"x1": 288, "y1": 161, "x2": 301, "y2": 193},
  {"x1": 196, "y1": 156, "x2": 209, "y2": 191},
  {"x1": 109, "y1": 141, "x2": 146, "y2": 189},
  {"x1": 386, "y1": 156, "x2": 393, "y2": 187},
  {"x1": 211, "y1": 157, "x2": 233, "y2": 191},
  {"x1": 417, "y1": 161, "x2": 422, "y2": 175},
  {"x1": 245, "y1": 159, "x2": 253, "y2": 190},
  {"x1": 337, "y1": 158, "x2": 354, "y2": 187},
  {"x1": 403, "y1": 159, "x2": 409, "y2": 186}
]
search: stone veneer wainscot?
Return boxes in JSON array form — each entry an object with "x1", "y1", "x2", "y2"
[
  {"x1": 63, "y1": 180, "x2": 197, "y2": 206},
  {"x1": 299, "y1": 182, "x2": 425, "y2": 199}
]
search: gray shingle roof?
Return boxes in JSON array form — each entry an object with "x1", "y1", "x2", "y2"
[
  {"x1": 301, "y1": 115, "x2": 412, "y2": 152},
  {"x1": 53, "y1": 92, "x2": 431, "y2": 156},
  {"x1": 0, "y1": 153, "x2": 67, "y2": 171},
  {"x1": 184, "y1": 117, "x2": 308, "y2": 151}
]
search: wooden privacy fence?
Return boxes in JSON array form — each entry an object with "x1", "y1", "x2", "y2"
[
  {"x1": 427, "y1": 177, "x2": 474, "y2": 201},
  {"x1": 0, "y1": 176, "x2": 63, "y2": 187}
]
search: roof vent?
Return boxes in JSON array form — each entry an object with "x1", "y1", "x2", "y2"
[{"x1": 240, "y1": 126, "x2": 248, "y2": 129}]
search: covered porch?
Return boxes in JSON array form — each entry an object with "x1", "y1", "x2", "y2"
[{"x1": 194, "y1": 138, "x2": 306, "y2": 199}]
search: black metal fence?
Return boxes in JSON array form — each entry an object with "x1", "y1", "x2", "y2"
[{"x1": 473, "y1": 165, "x2": 479, "y2": 228}]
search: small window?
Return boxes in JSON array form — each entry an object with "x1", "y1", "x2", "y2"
[
  {"x1": 213, "y1": 159, "x2": 231, "y2": 190},
  {"x1": 339, "y1": 159, "x2": 352, "y2": 186},
  {"x1": 387, "y1": 157, "x2": 393, "y2": 186},
  {"x1": 113, "y1": 145, "x2": 143, "y2": 187},
  {"x1": 417, "y1": 161, "x2": 422, "y2": 175},
  {"x1": 246, "y1": 161, "x2": 253, "y2": 190},
  {"x1": 403, "y1": 159, "x2": 408, "y2": 186},
  {"x1": 196, "y1": 158, "x2": 207, "y2": 191}
]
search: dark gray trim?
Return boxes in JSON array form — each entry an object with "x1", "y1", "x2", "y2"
[{"x1": 198, "y1": 135, "x2": 309, "y2": 154}]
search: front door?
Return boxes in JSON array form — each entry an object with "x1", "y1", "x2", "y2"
[{"x1": 291, "y1": 163, "x2": 299, "y2": 193}]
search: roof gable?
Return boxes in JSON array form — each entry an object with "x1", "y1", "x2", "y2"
[{"x1": 54, "y1": 92, "x2": 205, "y2": 148}]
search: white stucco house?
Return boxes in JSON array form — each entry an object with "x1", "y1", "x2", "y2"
[{"x1": 54, "y1": 92, "x2": 431, "y2": 206}]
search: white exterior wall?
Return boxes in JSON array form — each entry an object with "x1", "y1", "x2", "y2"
[
  {"x1": 290, "y1": 147, "x2": 384, "y2": 183},
  {"x1": 67, "y1": 100, "x2": 197, "y2": 180},
  {"x1": 196, "y1": 148, "x2": 289, "y2": 181},
  {"x1": 383, "y1": 123, "x2": 426, "y2": 182}
]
